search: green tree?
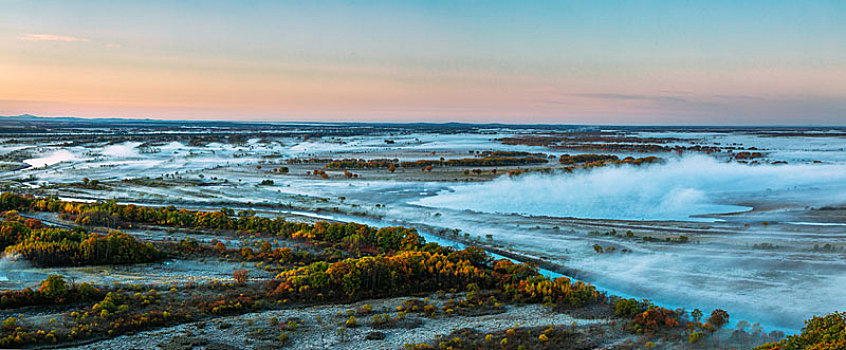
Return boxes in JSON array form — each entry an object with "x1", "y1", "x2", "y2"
[{"x1": 38, "y1": 275, "x2": 68, "y2": 299}]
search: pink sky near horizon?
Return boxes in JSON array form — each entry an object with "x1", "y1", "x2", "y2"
[{"x1": 3, "y1": 56, "x2": 841, "y2": 125}]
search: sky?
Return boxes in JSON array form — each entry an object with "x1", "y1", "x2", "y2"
[{"x1": 0, "y1": 0, "x2": 844, "y2": 125}]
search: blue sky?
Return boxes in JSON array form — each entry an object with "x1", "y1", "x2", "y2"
[{"x1": 1, "y1": 0, "x2": 844, "y2": 124}]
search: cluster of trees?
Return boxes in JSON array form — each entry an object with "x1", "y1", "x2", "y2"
[
  {"x1": 476, "y1": 150, "x2": 548, "y2": 158},
  {"x1": 1, "y1": 221, "x2": 160, "y2": 267},
  {"x1": 0, "y1": 193, "x2": 31, "y2": 212},
  {"x1": 502, "y1": 275, "x2": 602, "y2": 309},
  {"x1": 324, "y1": 158, "x2": 397, "y2": 169},
  {"x1": 74, "y1": 208, "x2": 122, "y2": 227},
  {"x1": 632, "y1": 307, "x2": 680, "y2": 333},
  {"x1": 497, "y1": 135, "x2": 564, "y2": 146},
  {"x1": 406, "y1": 323, "x2": 609, "y2": 350},
  {"x1": 734, "y1": 151, "x2": 764, "y2": 160},
  {"x1": 497, "y1": 134, "x2": 725, "y2": 154},
  {"x1": 0, "y1": 275, "x2": 105, "y2": 347},
  {"x1": 2, "y1": 279, "x2": 279, "y2": 347},
  {"x1": 271, "y1": 247, "x2": 603, "y2": 312},
  {"x1": 400, "y1": 156, "x2": 548, "y2": 168},
  {"x1": 492, "y1": 258, "x2": 602, "y2": 308},
  {"x1": 273, "y1": 249, "x2": 492, "y2": 300},
  {"x1": 2, "y1": 193, "x2": 433, "y2": 257},
  {"x1": 612, "y1": 296, "x2": 771, "y2": 347},
  {"x1": 755, "y1": 311, "x2": 845, "y2": 350},
  {"x1": 505, "y1": 155, "x2": 663, "y2": 177},
  {"x1": 552, "y1": 143, "x2": 678, "y2": 153},
  {"x1": 1, "y1": 208, "x2": 160, "y2": 267},
  {"x1": 501, "y1": 132, "x2": 686, "y2": 145},
  {"x1": 462, "y1": 168, "x2": 493, "y2": 175},
  {"x1": 0, "y1": 275, "x2": 101, "y2": 310},
  {"x1": 65, "y1": 288, "x2": 187, "y2": 344},
  {"x1": 78, "y1": 178, "x2": 104, "y2": 189},
  {"x1": 203, "y1": 240, "x2": 312, "y2": 268},
  {"x1": 307, "y1": 169, "x2": 329, "y2": 179},
  {"x1": 318, "y1": 155, "x2": 550, "y2": 171},
  {"x1": 558, "y1": 155, "x2": 662, "y2": 172},
  {"x1": 558, "y1": 154, "x2": 620, "y2": 164},
  {"x1": 285, "y1": 157, "x2": 334, "y2": 164},
  {"x1": 617, "y1": 156, "x2": 662, "y2": 165}
]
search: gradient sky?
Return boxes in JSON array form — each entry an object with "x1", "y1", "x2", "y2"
[{"x1": 1, "y1": 0, "x2": 844, "y2": 124}]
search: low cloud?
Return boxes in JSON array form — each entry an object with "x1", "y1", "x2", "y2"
[
  {"x1": 571, "y1": 92, "x2": 688, "y2": 103},
  {"x1": 19, "y1": 34, "x2": 89, "y2": 42},
  {"x1": 413, "y1": 155, "x2": 846, "y2": 221}
]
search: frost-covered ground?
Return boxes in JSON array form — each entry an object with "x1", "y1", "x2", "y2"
[
  {"x1": 71, "y1": 295, "x2": 611, "y2": 350},
  {"x1": 1, "y1": 125, "x2": 844, "y2": 332}
]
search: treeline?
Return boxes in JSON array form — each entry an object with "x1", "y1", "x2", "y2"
[
  {"x1": 272, "y1": 247, "x2": 602, "y2": 309},
  {"x1": 400, "y1": 156, "x2": 547, "y2": 168},
  {"x1": 497, "y1": 134, "x2": 726, "y2": 154},
  {"x1": 476, "y1": 150, "x2": 547, "y2": 158},
  {"x1": 755, "y1": 311, "x2": 845, "y2": 350},
  {"x1": 506, "y1": 156, "x2": 663, "y2": 177},
  {"x1": 290, "y1": 156, "x2": 549, "y2": 170},
  {"x1": 615, "y1": 156, "x2": 662, "y2": 166},
  {"x1": 734, "y1": 151, "x2": 764, "y2": 160},
  {"x1": 0, "y1": 275, "x2": 103, "y2": 310},
  {"x1": 0, "y1": 214, "x2": 161, "y2": 267},
  {"x1": 285, "y1": 157, "x2": 334, "y2": 164},
  {"x1": 559, "y1": 154, "x2": 619, "y2": 164},
  {"x1": 560, "y1": 155, "x2": 662, "y2": 170},
  {"x1": 325, "y1": 158, "x2": 397, "y2": 169},
  {"x1": 1, "y1": 193, "x2": 430, "y2": 255}
]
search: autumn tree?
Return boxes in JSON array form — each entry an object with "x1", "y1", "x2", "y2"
[
  {"x1": 708, "y1": 309, "x2": 730, "y2": 329},
  {"x1": 233, "y1": 269, "x2": 249, "y2": 286},
  {"x1": 38, "y1": 275, "x2": 68, "y2": 299}
]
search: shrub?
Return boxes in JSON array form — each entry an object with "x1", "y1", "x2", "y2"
[
  {"x1": 233, "y1": 269, "x2": 249, "y2": 286},
  {"x1": 708, "y1": 309, "x2": 730, "y2": 329}
]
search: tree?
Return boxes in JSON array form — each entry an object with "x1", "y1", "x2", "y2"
[
  {"x1": 709, "y1": 309, "x2": 730, "y2": 329},
  {"x1": 736, "y1": 320, "x2": 749, "y2": 332},
  {"x1": 233, "y1": 269, "x2": 249, "y2": 286},
  {"x1": 691, "y1": 309, "x2": 703, "y2": 324},
  {"x1": 260, "y1": 241, "x2": 272, "y2": 253},
  {"x1": 38, "y1": 275, "x2": 68, "y2": 299}
]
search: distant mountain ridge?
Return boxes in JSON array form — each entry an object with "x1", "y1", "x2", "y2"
[
  {"x1": 1, "y1": 114, "x2": 166, "y2": 123},
  {"x1": 0, "y1": 114, "x2": 841, "y2": 130}
]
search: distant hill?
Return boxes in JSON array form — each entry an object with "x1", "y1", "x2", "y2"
[{"x1": 0, "y1": 114, "x2": 174, "y2": 124}]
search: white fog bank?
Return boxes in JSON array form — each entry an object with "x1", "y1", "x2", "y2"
[{"x1": 413, "y1": 155, "x2": 846, "y2": 221}]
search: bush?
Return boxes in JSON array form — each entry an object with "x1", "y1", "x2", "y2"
[
  {"x1": 233, "y1": 269, "x2": 249, "y2": 286},
  {"x1": 708, "y1": 309, "x2": 730, "y2": 329}
]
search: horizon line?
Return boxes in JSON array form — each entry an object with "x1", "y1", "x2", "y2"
[{"x1": 2, "y1": 114, "x2": 844, "y2": 128}]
